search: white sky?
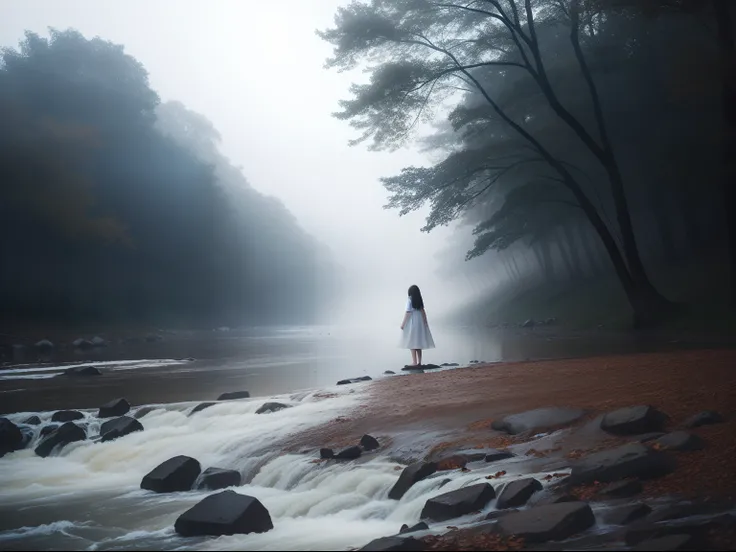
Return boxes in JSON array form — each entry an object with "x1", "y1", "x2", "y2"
[{"x1": 1, "y1": 1, "x2": 464, "y2": 324}]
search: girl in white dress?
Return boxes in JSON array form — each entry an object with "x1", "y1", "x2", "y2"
[{"x1": 399, "y1": 285, "x2": 436, "y2": 366}]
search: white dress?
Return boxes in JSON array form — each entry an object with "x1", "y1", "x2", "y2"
[{"x1": 400, "y1": 298, "x2": 436, "y2": 350}]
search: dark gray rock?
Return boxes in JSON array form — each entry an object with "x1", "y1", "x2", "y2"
[
  {"x1": 683, "y1": 410, "x2": 723, "y2": 429},
  {"x1": 441, "y1": 363, "x2": 459, "y2": 367},
  {"x1": 384, "y1": 370, "x2": 396, "y2": 375},
  {"x1": 389, "y1": 461, "x2": 437, "y2": 500},
  {"x1": 496, "y1": 502, "x2": 596, "y2": 544},
  {"x1": 40, "y1": 424, "x2": 59, "y2": 437},
  {"x1": 196, "y1": 467, "x2": 241, "y2": 490},
  {"x1": 637, "y1": 432, "x2": 666, "y2": 443},
  {"x1": 496, "y1": 478, "x2": 543, "y2": 509},
  {"x1": 22, "y1": 415, "x2": 41, "y2": 426},
  {"x1": 631, "y1": 534, "x2": 695, "y2": 551},
  {"x1": 491, "y1": 408, "x2": 586, "y2": 435},
  {"x1": 522, "y1": 319, "x2": 535, "y2": 328},
  {"x1": 0, "y1": 417, "x2": 23, "y2": 457},
  {"x1": 174, "y1": 490, "x2": 272, "y2": 536},
  {"x1": 63, "y1": 365, "x2": 102, "y2": 376},
  {"x1": 51, "y1": 410, "x2": 84, "y2": 423},
  {"x1": 335, "y1": 445, "x2": 362, "y2": 460},
  {"x1": 420, "y1": 483, "x2": 496, "y2": 522},
  {"x1": 569, "y1": 443, "x2": 675, "y2": 485},
  {"x1": 35, "y1": 422, "x2": 86, "y2": 457},
  {"x1": 141, "y1": 455, "x2": 201, "y2": 493},
  {"x1": 601, "y1": 406, "x2": 668, "y2": 436},
  {"x1": 530, "y1": 493, "x2": 577, "y2": 507},
  {"x1": 134, "y1": 406, "x2": 156, "y2": 419},
  {"x1": 359, "y1": 536, "x2": 423, "y2": 551},
  {"x1": 100, "y1": 416, "x2": 143, "y2": 442},
  {"x1": 255, "y1": 402, "x2": 290, "y2": 414},
  {"x1": 190, "y1": 402, "x2": 215, "y2": 415},
  {"x1": 73, "y1": 338, "x2": 94, "y2": 350},
  {"x1": 320, "y1": 448, "x2": 334, "y2": 459},
  {"x1": 603, "y1": 503, "x2": 652, "y2": 525},
  {"x1": 90, "y1": 336, "x2": 108, "y2": 347},
  {"x1": 337, "y1": 377, "x2": 372, "y2": 385},
  {"x1": 35, "y1": 339, "x2": 54, "y2": 351},
  {"x1": 600, "y1": 479, "x2": 643, "y2": 499},
  {"x1": 485, "y1": 508, "x2": 519, "y2": 521},
  {"x1": 217, "y1": 391, "x2": 250, "y2": 401},
  {"x1": 421, "y1": 364, "x2": 441, "y2": 370},
  {"x1": 455, "y1": 450, "x2": 487, "y2": 462},
  {"x1": 360, "y1": 434, "x2": 380, "y2": 451},
  {"x1": 98, "y1": 398, "x2": 130, "y2": 418},
  {"x1": 652, "y1": 431, "x2": 704, "y2": 451},
  {"x1": 399, "y1": 521, "x2": 428, "y2": 534},
  {"x1": 485, "y1": 449, "x2": 515, "y2": 463}
]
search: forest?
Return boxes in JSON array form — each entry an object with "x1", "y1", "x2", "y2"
[
  {"x1": 320, "y1": 0, "x2": 735, "y2": 329},
  {"x1": 0, "y1": 29, "x2": 334, "y2": 329}
]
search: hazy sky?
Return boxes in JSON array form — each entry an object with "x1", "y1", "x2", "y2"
[{"x1": 2, "y1": 1, "x2": 463, "y2": 324}]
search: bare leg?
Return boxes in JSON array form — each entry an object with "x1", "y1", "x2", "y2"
[
  {"x1": 417, "y1": 349, "x2": 423, "y2": 366},
  {"x1": 410, "y1": 349, "x2": 418, "y2": 365}
]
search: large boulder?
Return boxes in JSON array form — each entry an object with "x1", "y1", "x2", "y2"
[
  {"x1": 35, "y1": 422, "x2": 86, "y2": 457},
  {"x1": 569, "y1": 443, "x2": 675, "y2": 485},
  {"x1": 602, "y1": 503, "x2": 652, "y2": 526},
  {"x1": 100, "y1": 416, "x2": 143, "y2": 442},
  {"x1": 335, "y1": 446, "x2": 362, "y2": 460},
  {"x1": 90, "y1": 336, "x2": 108, "y2": 347},
  {"x1": 491, "y1": 407, "x2": 586, "y2": 435},
  {"x1": 174, "y1": 490, "x2": 273, "y2": 537},
  {"x1": 217, "y1": 391, "x2": 250, "y2": 401},
  {"x1": 98, "y1": 398, "x2": 131, "y2": 418},
  {"x1": 337, "y1": 376, "x2": 373, "y2": 385},
  {"x1": 388, "y1": 461, "x2": 437, "y2": 500},
  {"x1": 600, "y1": 479, "x2": 643, "y2": 499},
  {"x1": 420, "y1": 482, "x2": 496, "y2": 522},
  {"x1": 40, "y1": 424, "x2": 59, "y2": 438},
  {"x1": 496, "y1": 478, "x2": 543, "y2": 509},
  {"x1": 134, "y1": 406, "x2": 156, "y2": 419},
  {"x1": 22, "y1": 415, "x2": 41, "y2": 426},
  {"x1": 255, "y1": 402, "x2": 290, "y2": 414},
  {"x1": 320, "y1": 448, "x2": 334, "y2": 459},
  {"x1": 359, "y1": 536, "x2": 424, "y2": 551},
  {"x1": 72, "y1": 338, "x2": 94, "y2": 350},
  {"x1": 485, "y1": 449, "x2": 515, "y2": 463},
  {"x1": 0, "y1": 418, "x2": 23, "y2": 457},
  {"x1": 141, "y1": 455, "x2": 201, "y2": 493},
  {"x1": 496, "y1": 502, "x2": 596, "y2": 543},
  {"x1": 63, "y1": 365, "x2": 102, "y2": 377},
  {"x1": 399, "y1": 522, "x2": 429, "y2": 534},
  {"x1": 189, "y1": 402, "x2": 215, "y2": 416},
  {"x1": 360, "y1": 434, "x2": 380, "y2": 451},
  {"x1": 683, "y1": 410, "x2": 723, "y2": 429},
  {"x1": 35, "y1": 339, "x2": 54, "y2": 352},
  {"x1": 51, "y1": 410, "x2": 85, "y2": 423},
  {"x1": 196, "y1": 467, "x2": 242, "y2": 490},
  {"x1": 652, "y1": 431, "x2": 704, "y2": 452},
  {"x1": 600, "y1": 406, "x2": 667, "y2": 436}
]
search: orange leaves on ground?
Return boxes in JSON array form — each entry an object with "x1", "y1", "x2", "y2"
[
  {"x1": 437, "y1": 455, "x2": 469, "y2": 471},
  {"x1": 486, "y1": 471, "x2": 507, "y2": 480},
  {"x1": 543, "y1": 472, "x2": 569, "y2": 481},
  {"x1": 422, "y1": 532, "x2": 525, "y2": 551},
  {"x1": 468, "y1": 418, "x2": 495, "y2": 431}
]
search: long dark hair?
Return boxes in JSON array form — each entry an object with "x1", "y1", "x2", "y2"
[{"x1": 408, "y1": 285, "x2": 425, "y2": 310}]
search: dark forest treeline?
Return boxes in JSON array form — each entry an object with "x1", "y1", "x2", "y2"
[{"x1": 0, "y1": 29, "x2": 333, "y2": 329}]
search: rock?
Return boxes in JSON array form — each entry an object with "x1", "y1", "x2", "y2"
[
  {"x1": 485, "y1": 449, "x2": 515, "y2": 463},
  {"x1": 90, "y1": 336, "x2": 108, "y2": 347},
  {"x1": 437, "y1": 454, "x2": 469, "y2": 470},
  {"x1": 335, "y1": 445, "x2": 362, "y2": 460},
  {"x1": 399, "y1": 521, "x2": 428, "y2": 534},
  {"x1": 441, "y1": 363, "x2": 459, "y2": 367},
  {"x1": 485, "y1": 509, "x2": 519, "y2": 521},
  {"x1": 603, "y1": 503, "x2": 652, "y2": 525},
  {"x1": 600, "y1": 479, "x2": 643, "y2": 499},
  {"x1": 337, "y1": 377, "x2": 372, "y2": 385},
  {"x1": 569, "y1": 443, "x2": 675, "y2": 485},
  {"x1": 470, "y1": 360, "x2": 480, "y2": 364},
  {"x1": 360, "y1": 536, "x2": 423, "y2": 551},
  {"x1": 389, "y1": 461, "x2": 438, "y2": 500},
  {"x1": 683, "y1": 410, "x2": 723, "y2": 429},
  {"x1": 492, "y1": 407, "x2": 586, "y2": 435},
  {"x1": 174, "y1": 490, "x2": 273, "y2": 537},
  {"x1": 631, "y1": 534, "x2": 695, "y2": 551},
  {"x1": 652, "y1": 431, "x2": 704, "y2": 451},
  {"x1": 217, "y1": 391, "x2": 250, "y2": 401},
  {"x1": 384, "y1": 370, "x2": 396, "y2": 375},
  {"x1": 73, "y1": 338, "x2": 94, "y2": 350},
  {"x1": 98, "y1": 398, "x2": 131, "y2": 418},
  {"x1": 51, "y1": 410, "x2": 85, "y2": 423},
  {"x1": 421, "y1": 364, "x2": 440, "y2": 370},
  {"x1": 63, "y1": 365, "x2": 102, "y2": 376},
  {"x1": 190, "y1": 402, "x2": 215, "y2": 415},
  {"x1": 196, "y1": 467, "x2": 241, "y2": 490},
  {"x1": 0, "y1": 418, "x2": 24, "y2": 457},
  {"x1": 600, "y1": 406, "x2": 668, "y2": 436},
  {"x1": 530, "y1": 494, "x2": 577, "y2": 507},
  {"x1": 22, "y1": 415, "x2": 41, "y2": 426},
  {"x1": 40, "y1": 424, "x2": 59, "y2": 437},
  {"x1": 420, "y1": 483, "x2": 496, "y2": 521},
  {"x1": 455, "y1": 450, "x2": 487, "y2": 462},
  {"x1": 34, "y1": 339, "x2": 54, "y2": 351},
  {"x1": 637, "y1": 432, "x2": 665, "y2": 443},
  {"x1": 626, "y1": 512, "x2": 732, "y2": 545},
  {"x1": 134, "y1": 406, "x2": 156, "y2": 419},
  {"x1": 522, "y1": 319, "x2": 535, "y2": 328},
  {"x1": 100, "y1": 416, "x2": 143, "y2": 442},
  {"x1": 141, "y1": 455, "x2": 201, "y2": 493},
  {"x1": 35, "y1": 422, "x2": 86, "y2": 457},
  {"x1": 496, "y1": 502, "x2": 596, "y2": 544},
  {"x1": 360, "y1": 434, "x2": 380, "y2": 451},
  {"x1": 255, "y1": 402, "x2": 290, "y2": 415},
  {"x1": 320, "y1": 448, "x2": 334, "y2": 459},
  {"x1": 496, "y1": 478, "x2": 543, "y2": 509},
  {"x1": 438, "y1": 478, "x2": 452, "y2": 488}
]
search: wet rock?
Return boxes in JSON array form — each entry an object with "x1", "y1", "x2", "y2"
[
  {"x1": 51, "y1": 410, "x2": 85, "y2": 423},
  {"x1": 569, "y1": 443, "x2": 675, "y2": 485},
  {"x1": 90, "y1": 336, "x2": 108, "y2": 347},
  {"x1": 337, "y1": 376, "x2": 372, "y2": 385},
  {"x1": 389, "y1": 461, "x2": 437, "y2": 500},
  {"x1": 35, "y1": 422, "x2": 86, "y2": 457},
  {"x1": 600, "y1": 405, "x2": 668, "y2": 436},
  {"x1": 63, "y1": 365, "x2": 102, "y2": 376},
  {"x1": 320, "y1": 448, "x2": 334, "y2": 459},
  {"x1": 421, "y1": 364, "x2": 440, "y2": 370},
  {"x1": 98, "y1": 398, "x2": 131, "y2": 418},
  {"x1": 34, "y1": 339, "x2": 54, "y2": 351},
  {"x1": 420, "y1": 482, "x2": 496, "y2": 522},
  {"x1": 438, "y1": 478, "x2": 452, "y2": 489},
  {"x1": 335, "y1": 445, "x2": 362, "y2": 460},
  {"x1": 600, "y1": 479, "x2": 643, "y2": 499},
  {"x1": 496, "y1": 478, "x2": 543, "y2": 509},
  {"x1": 631, "y1": 534, "x2": 695, "y2": 551},
  {"x1": 40, "y1": 424, "x2": 59, "y2": 437},
  {"x1": 359, "y1": 536, "x2": 423, "y2": 551},
  {"x1": 522, "y1": 319, "x2": 535, "y2": 328},
  {"x1": 683, "y1": 410, "x2": 723, "y2": 429},
  {"x1": 141, "y1": 455, "x2": 201, "y2": 493},
  {"x1": 174, "y1": 490, "x2": 273, "y2": 536},
  {"x1": 470, "y1": 360, "x2": 480, "y2": 363},
  {"x1": 100, "y1": 416, "x2": 143, "y2": 442},
  {"x1": 530, "y1": 493, "x2": 577, "y2": 507},
  {"x1": 0, "y1": 418, "x2": 23, "y2": 457},
  {"x1": 441, "y1": 362, "x2": 459, "y2": 367},
  {"x1": 492, "y1": 407, "x2": 586, "y2": 435},
  {"x1": 637, "y1": 432, "x2": 665, "y2": 443},
  {"x1": 134, "y1": 406, "x2": 156, "y2": 419},
  {"x1": 22, "y1": 415, "x2": 41, "y2": 426},
  {"x1": 437, "y1": 454, "x2": 469, "y2": 470},
  {"x1": 604, "y1": 503, "x2": 652, "y2": 526},
  {"x1": 485, "y1": 449, "x2": 515, "y2": 463},
  {"x1": 255, "y1": 402, "x2": 290, "y2": 414},
  {"x1": 652, "y1": 431, "x2": 704, "y2": 451},
  {"x1": 455, "y1": 450, "x2": 487, "y2": 462},
  {"x1": 496, "y1": 502, "x2": 596, "y2": 544},
  {"x1": 190, "y1": 402, "x2": 215, "y2": 415},
  {"x1": 485, "y1": 508, "x2": 519, "y2": 521},
  {"x1": 196, "y1": 467, "x2": 241, "y2": 490},
  {"x1": 217, "y1": 391, "x2": 250, "y2": 401},
  {"x1": 73, "y1": 338, "x2": 94, "y2": 350},
  {"x1": 360, "y1": 434, "x2": 380, "y2": 451},
  {"x1": 384, "y1": 370, "x2": 396, "y2": 375},
  {"x1": 399, "y1": 522, "x2": 428, "y2": 534}
]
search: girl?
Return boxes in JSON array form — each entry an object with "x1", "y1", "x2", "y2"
[{"x1": 399, "y1": 285, "x2": 436, "y2": 366}]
